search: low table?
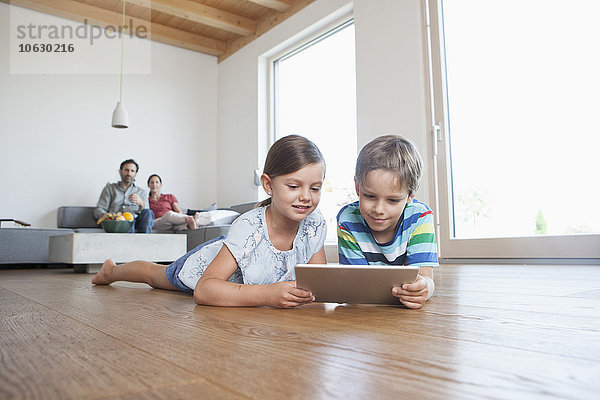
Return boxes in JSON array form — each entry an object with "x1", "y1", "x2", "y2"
[{"x1": 49, "y1": 233, "x2": 187, "y2": 273}]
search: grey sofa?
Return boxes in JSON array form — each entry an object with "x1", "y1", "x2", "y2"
[
  {"x1": 0, "y1": 202, "x2": 257, "y2": 264},
  {"x1": 183, "y1": 202, "x2": 257, "y2": 249},
  {"x1": 0, "y1": 227, "x2": 76, "y2": 264},
  {"x1": 57, "y1": 202, "x2": 257, "y2": 251}
]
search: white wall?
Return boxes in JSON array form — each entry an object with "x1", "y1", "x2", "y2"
[
  {"x1": 0, "y1": 3, "x2": 219, "y2": 228},
  {"x1": 217, "y1": 0, "x2": 434, "y2": 209},
  {"x1": 354, "y1": 0, "x2": 433, "y2": 205}
]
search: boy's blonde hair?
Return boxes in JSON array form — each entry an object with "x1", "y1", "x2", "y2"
[{"x1": 355, "y1": 135, "x2": 423, "y2": 196}]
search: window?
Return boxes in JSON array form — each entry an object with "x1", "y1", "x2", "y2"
[
  {"x1": 272, "y1": 19, "x2": 357, "y2": 243},
  {"x1": 427, "y1": 0, "x2": 600, "y2": 259}
]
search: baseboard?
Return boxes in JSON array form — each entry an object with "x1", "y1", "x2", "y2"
[{"x1": 439, "y1": 258, "x2": 600, "y2": 265}]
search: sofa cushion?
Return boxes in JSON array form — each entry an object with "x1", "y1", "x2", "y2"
[
  {"x1": 178, "y1": 224, "x2": 231, "y2": 251},
  {"x1": 195, "y1": 209, "x2": 240, "y2": 226},
  {"x1": 229, "y1": 201, "x2": 258, "y2": 215},
  {"x1": 186, "y1": 202, "x2": 217, "y2": 216},
  {"x1": 58, "y1": 206, "x2": 98, "y2": 228}
]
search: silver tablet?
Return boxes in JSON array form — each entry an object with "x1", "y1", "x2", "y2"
[{"x1": 295, "y1": 264, "x2": 420, "y2": 305}]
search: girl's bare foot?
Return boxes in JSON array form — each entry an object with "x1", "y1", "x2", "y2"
[
  {"x1": 92, "y1": 259, "x2": 117, "y2": 285},
  {"x1": 185, "y1": 215, "x2": 197, "y2": 230}
]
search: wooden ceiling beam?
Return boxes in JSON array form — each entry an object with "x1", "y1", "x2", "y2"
[
  {"x1": 248, "y1": 0, "x2": 292, "y2": 13},
  {"x1": 128, "y1": 0, "x2": 256, "y2": 36},
  {"x1": 3, "y1": 0, "x2": 225, "y2": 56},
  {"x1": 149, "y1": 21, "x2": 226, "y2": 56},
  {"x1": 220, "y1": 0, "x2": 315, "y2": 63}
]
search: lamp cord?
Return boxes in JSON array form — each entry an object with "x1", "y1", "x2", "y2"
[{"x1": 119, "y1": 0, "x2": 126, "y2": 103}]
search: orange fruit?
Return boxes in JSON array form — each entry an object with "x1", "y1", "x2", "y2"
[{"x1": 122, "y1": 212, "x2": 134, "y2": 221}]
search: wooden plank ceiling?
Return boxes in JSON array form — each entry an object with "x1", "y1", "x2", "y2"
[{"x1": 2, "y1": 0, "x2": 316, "y2": 62}]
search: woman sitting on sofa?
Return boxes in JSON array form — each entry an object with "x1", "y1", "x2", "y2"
[{"x1": 148, "y1": 174, "x2": 198, "y2": 231}]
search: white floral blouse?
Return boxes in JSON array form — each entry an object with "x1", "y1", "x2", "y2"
[{"x1": 177, "y1": 206, "x2": 327, "y2": 290}]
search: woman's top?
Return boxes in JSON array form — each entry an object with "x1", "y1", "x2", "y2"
[
  {"x1": 177, "y1": 206, "x2": 327, "y2": 290},
  {"x1": 148, "y1": 194, "x2": 177, "y2": 218}
]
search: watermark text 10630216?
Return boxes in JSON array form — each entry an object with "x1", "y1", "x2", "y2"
[
  {"x1": 10, "y1": 6, "x2": 152, "y2": 75},
  {"x1": 18, "y1": 43, "x2": 75, "y2": 53}
]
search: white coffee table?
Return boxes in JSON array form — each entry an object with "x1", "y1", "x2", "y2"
[{"x1": 49, "y1": 233, "x2": 187, "y2": 273}]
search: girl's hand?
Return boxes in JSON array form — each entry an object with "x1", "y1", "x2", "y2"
[
  {"x1": 392, "y1": 275, "x2": 429, "y2": 309},
  {"x1": 266, "y1": 281, "x2": 315, "y2": 308}
]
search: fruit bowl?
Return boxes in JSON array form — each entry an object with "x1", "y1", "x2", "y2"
[{"x1": 101, "y1": 219, "x2": 133, "y2": 233}]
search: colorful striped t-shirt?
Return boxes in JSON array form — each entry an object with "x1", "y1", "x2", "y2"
[{"x1": 337, "y1": 200, "x2": 439, "y2": 267}]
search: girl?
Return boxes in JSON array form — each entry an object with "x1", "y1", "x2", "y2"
[{"x1": 92, "y1": 135, "x2": 327, "y2": 308}]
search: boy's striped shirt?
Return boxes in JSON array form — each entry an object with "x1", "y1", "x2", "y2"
[{"x1": 337, "y1": 200, "x2": 439, "y2": 267}]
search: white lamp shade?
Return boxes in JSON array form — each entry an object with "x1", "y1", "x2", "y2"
[{"x1": 111, "y1": 101, "x2": 129, "y2": 128}]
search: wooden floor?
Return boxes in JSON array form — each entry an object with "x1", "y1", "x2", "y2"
[{"x1": 1, "y1": 264, "x2": 599, "y2": 400}]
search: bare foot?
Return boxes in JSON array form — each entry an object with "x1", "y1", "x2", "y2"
[
  {"x1": 92, "y1": 259, "x2": 116, "y2": 285},
  {"x1": 185, "y1": 215, "x2": 197, "y2": 230}
]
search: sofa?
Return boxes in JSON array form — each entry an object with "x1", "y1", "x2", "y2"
[
  {"x1": 0, "y1": 202, "x2": 257, "y2": 265},
  {"x1": 0, "y1": 227, "x2": 77, "y2": 264}
]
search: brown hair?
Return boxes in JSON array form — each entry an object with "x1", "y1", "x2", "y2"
[
  {"x1": 120, "y1": 159, "x2": 139, "y2": 172},
  {"x1": 257, "y1": 135, "x2": 326, "y2": 207},
  {"x1": 355, "y1": 135, "x2": 423, "y2": 196},
  {"x1": 147, "y1": 174, "x2": 162, "y2": 185}
]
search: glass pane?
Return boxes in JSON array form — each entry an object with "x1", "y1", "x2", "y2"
[
  {"x1": 442, "y1": 0, "x2": 600, "y2": 238},
  {"x1": 275, "y1": 23, "x2": 357, "y2": 242}
]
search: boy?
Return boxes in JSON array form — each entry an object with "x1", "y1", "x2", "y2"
[{"x1": 337, "y1": 135, "x2": 438, "y2": 309}]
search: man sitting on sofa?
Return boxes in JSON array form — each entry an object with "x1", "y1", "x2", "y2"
[{"x1": 93, "y1": 159, "x2": 154, "y2": 233}]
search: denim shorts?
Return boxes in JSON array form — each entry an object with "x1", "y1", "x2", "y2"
[{"x1": 165, "y1": 235, "x2": 226, "y2": 293}]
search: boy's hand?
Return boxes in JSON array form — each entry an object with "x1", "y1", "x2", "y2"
[
  {"x1": 266, "y1": 281, "x2": 315, "y2": 308},
  {"x1": 392, "y1": 275, "x2": 429, "y2": 309}
]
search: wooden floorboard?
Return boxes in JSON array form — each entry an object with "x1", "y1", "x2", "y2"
[
  {"x1": 0, "y1": 287, "x2": 239, "y2": 400},
  {"x1": 1, "y1": 264, "x2": 599, "y2": 399}
]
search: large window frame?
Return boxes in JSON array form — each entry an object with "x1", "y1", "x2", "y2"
[
  {"x1": 268, "y1": 15, "x2": 357, "y2": 251},
  {"x1": 426, "y1": 0, "x2": 600, "y2": 263},
  {"x1": 267, "y1": 15, "x2": 355, "y2": 147}
]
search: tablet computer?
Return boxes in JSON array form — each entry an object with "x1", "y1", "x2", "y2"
[{"x1": 295, "y1": 264, "x2": 420, "y2": 305}]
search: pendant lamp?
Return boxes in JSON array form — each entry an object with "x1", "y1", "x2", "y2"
[{"x1": 111, "y1": 0, "x2": 129, "y2": 128}]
